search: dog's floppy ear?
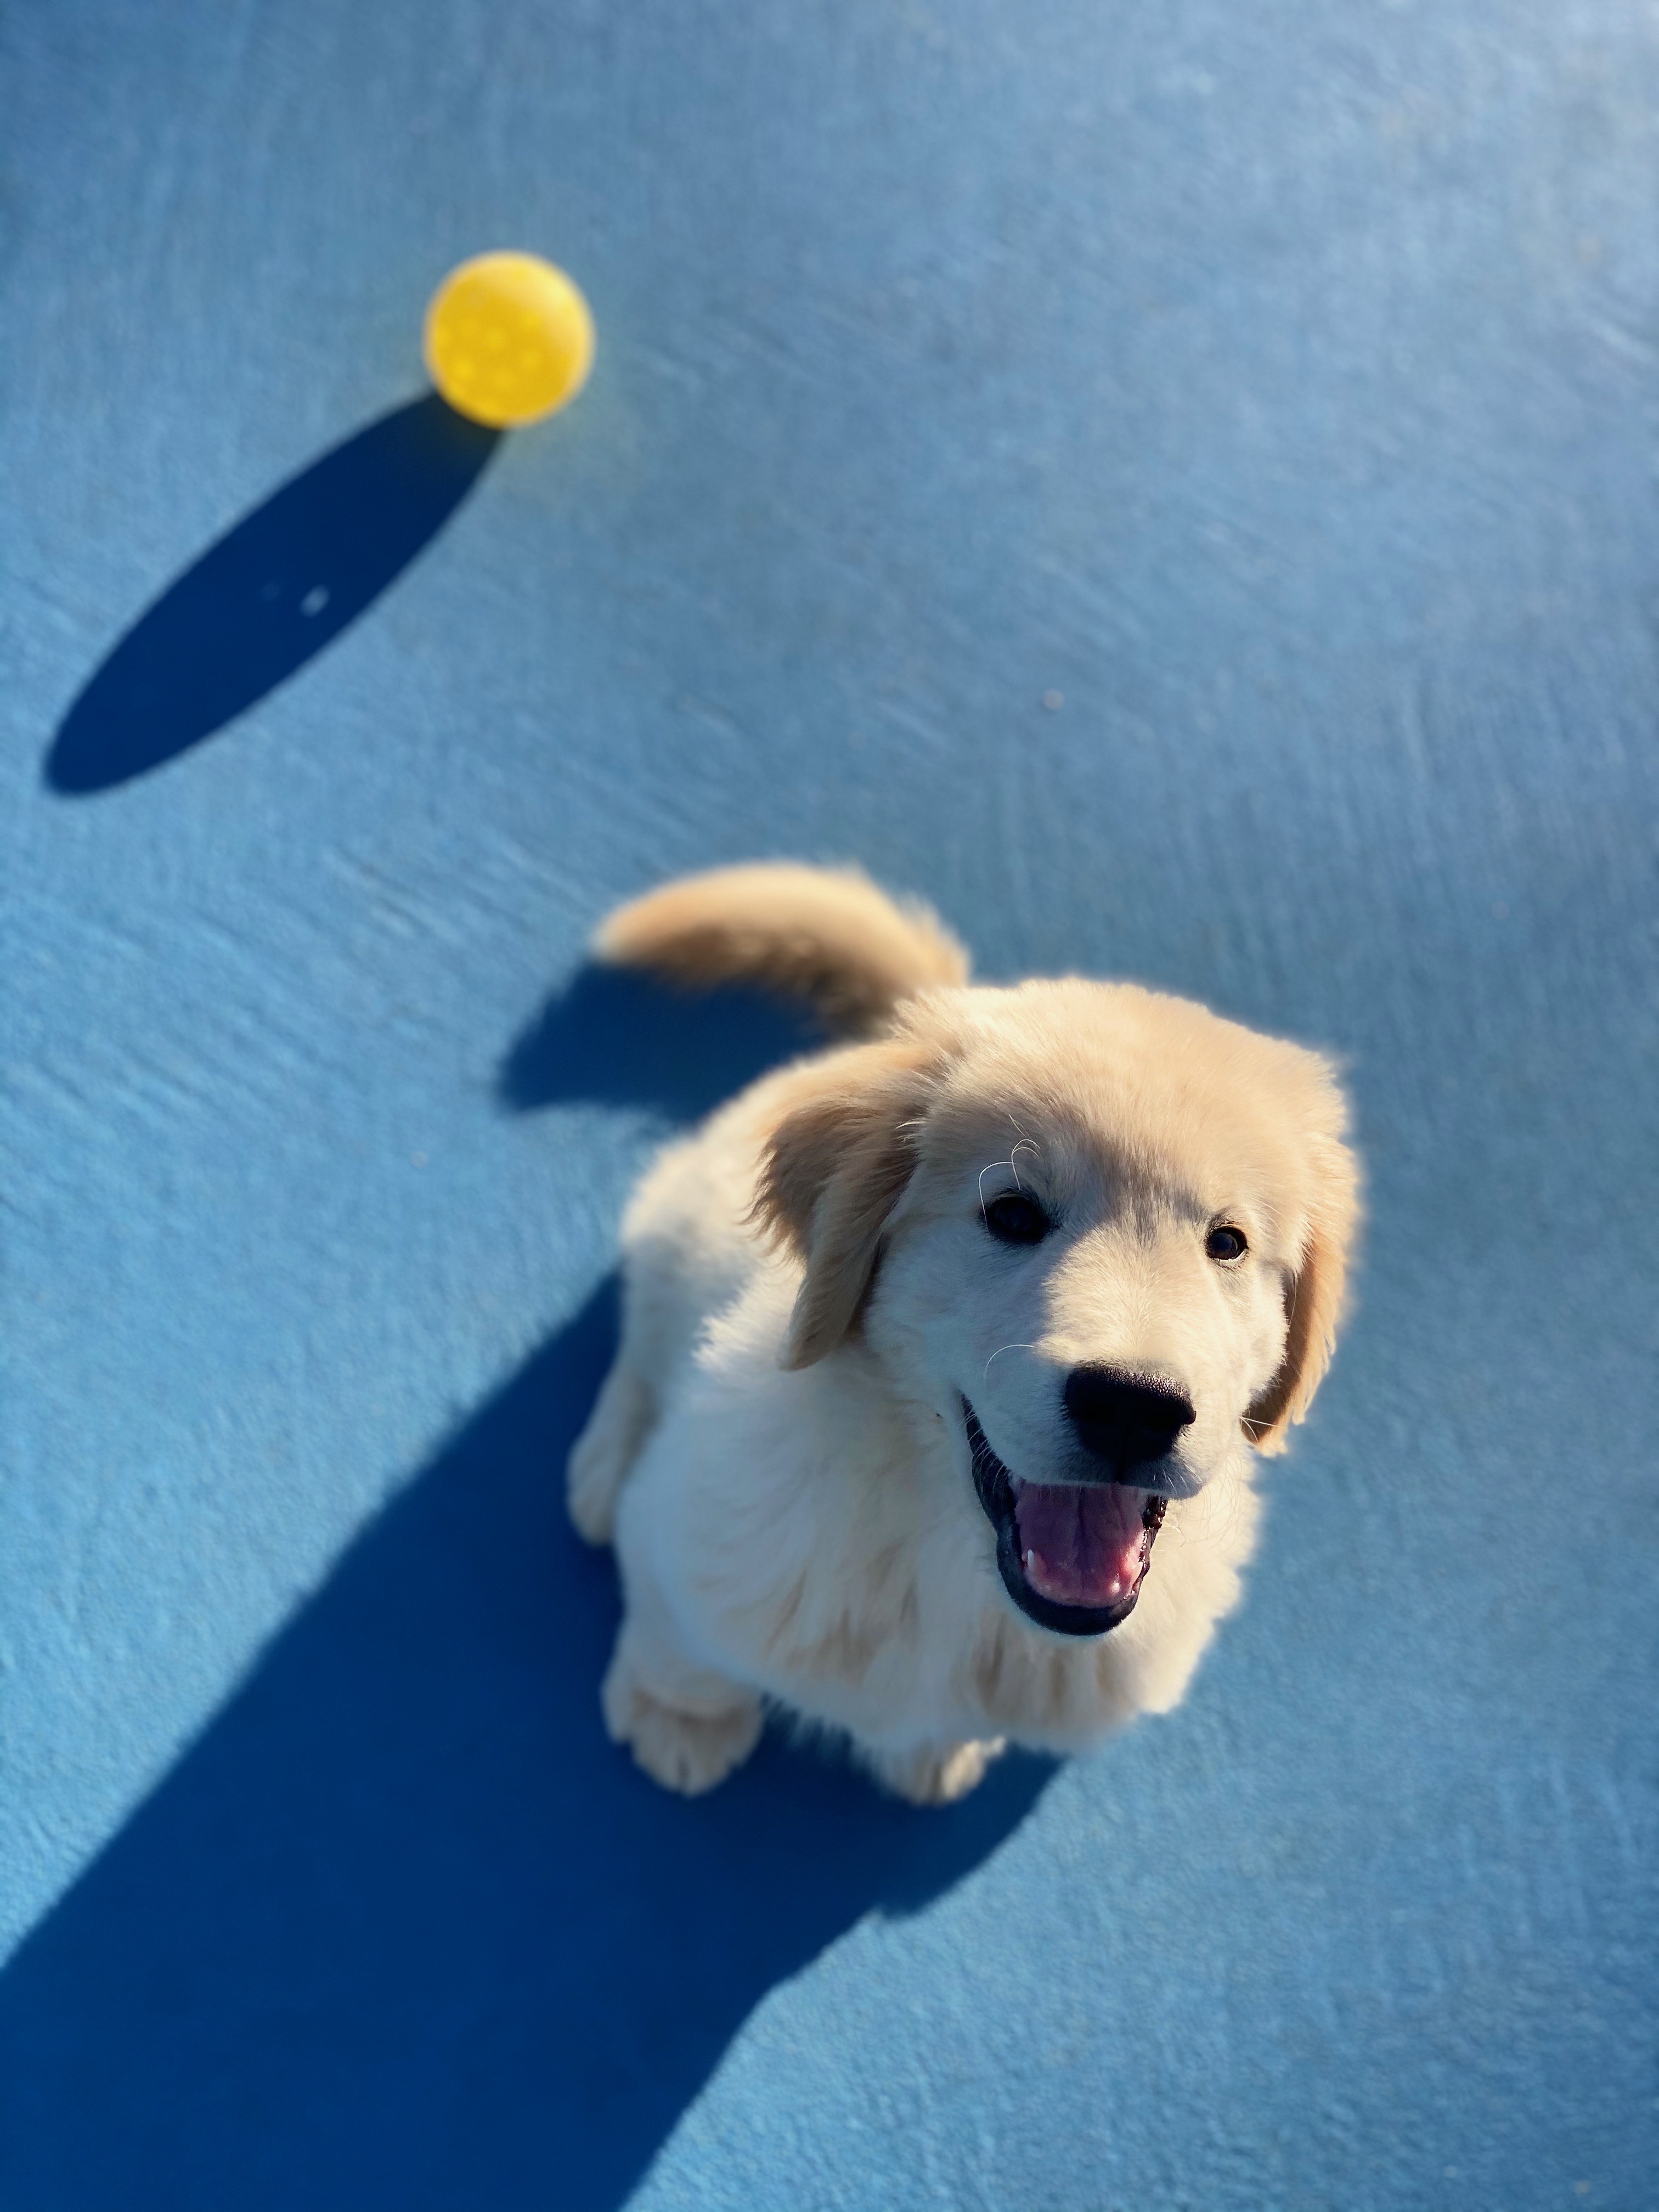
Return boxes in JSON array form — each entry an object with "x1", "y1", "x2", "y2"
[
  {"x1": 1245, "y1": 1125, "x2": 1362, "y2": 1455},
  {"x1": 754, "y1": 1029, "x2": 954, "y2": 1369}
]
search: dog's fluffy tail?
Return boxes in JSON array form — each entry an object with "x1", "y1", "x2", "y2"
[{"x1": 594, "y1": 861, "x2": 970, "y2": 1031}]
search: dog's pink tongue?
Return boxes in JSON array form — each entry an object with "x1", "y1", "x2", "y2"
[{"x1": 1014, "y1": 1482, "x2": 1149, "y2": 1609}]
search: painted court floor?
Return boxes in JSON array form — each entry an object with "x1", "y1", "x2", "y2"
[{"x1": 3, "y1": 1, "x2": 1656, "y2": 2205}]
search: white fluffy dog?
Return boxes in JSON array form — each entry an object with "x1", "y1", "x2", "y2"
[{"x1": 568, "y1": 864, "x2": 1360, "y2": 1803}]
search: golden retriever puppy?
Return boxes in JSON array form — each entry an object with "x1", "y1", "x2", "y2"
[{"x1": 568, "y1": 864, "x2": 1359, "y2": 1803}]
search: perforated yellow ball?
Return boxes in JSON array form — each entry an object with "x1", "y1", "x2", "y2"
[{"x1": 423, "y1": 252, "x2": 594, "y2": 427}]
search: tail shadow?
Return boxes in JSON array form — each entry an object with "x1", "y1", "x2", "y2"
[
  {"x1": 46, "y1": 394, "x2": 499, "y2": 795},
  {"x1": 499, "y1": 961, "x2": 827, "y2": 1122}
]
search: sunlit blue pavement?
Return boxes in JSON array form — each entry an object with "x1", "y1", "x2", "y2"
[{"x1": 2, "y1": 3, "x2": 1656, "y2": 2204}]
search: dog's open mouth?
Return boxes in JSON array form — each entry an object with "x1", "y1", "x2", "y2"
[{"x1": 964, "y1": 1400, "x2": 1167, "y2": 1637}]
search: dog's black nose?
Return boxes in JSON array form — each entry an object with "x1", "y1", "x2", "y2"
[{"x1": 1063, "y1": 1367, "x2": 1194, "y2": 1476}]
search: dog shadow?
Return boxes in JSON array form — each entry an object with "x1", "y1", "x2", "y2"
[{"x1": 0, "y1": 979, "x2": 1051, "y2": 2211}]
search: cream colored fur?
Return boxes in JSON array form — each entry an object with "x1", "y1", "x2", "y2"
[{"x1": 571, "y1": 862, "x2": 1360, "y2": 1803}]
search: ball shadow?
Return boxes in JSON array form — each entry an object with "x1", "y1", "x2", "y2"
[{"x1": 46, "y1": 394, "x2": 500, "y2": 795}]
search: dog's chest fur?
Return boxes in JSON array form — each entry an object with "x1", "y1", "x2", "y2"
[{"x1": 619, "y1": 1271, "x2": 1256, "y2": 1758}]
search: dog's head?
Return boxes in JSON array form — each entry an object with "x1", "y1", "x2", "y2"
[{"x1": 755, "y1": 979, "x2": 1360, "y2": 1638}]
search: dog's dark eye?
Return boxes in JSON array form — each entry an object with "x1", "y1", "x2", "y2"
[
  {"x1": 1206, "y1": 1224, "x2": 1248, "y2": 1262},
  {"x1": 983, "y1": 1192, "x2": 1050, "y2": 1246}
]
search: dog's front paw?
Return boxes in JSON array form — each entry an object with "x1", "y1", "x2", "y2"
[
  {"x1": 567, "y1": 1432, "x2": 620, "y2": 1545},
  {"x1": 868, "y1": 1737, "x2": 1007, "y2": 1806},
  {"x1": 601, "y1": 1654, "x2": 763, "y2": 1796},
  {"x1": 567, "y1": 1361, "x2": 656, "y2": 1545}
]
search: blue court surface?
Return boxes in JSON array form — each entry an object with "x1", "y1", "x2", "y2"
[{"x1": 4, "y1": 2, "x2": 1657, "y2": 2205}]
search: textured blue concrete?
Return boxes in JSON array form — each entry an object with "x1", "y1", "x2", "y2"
[{"x1": 3, "y1": 1, "x2": 1657, "y2": 2205}]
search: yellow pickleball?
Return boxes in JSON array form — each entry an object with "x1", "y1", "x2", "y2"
[{"x1": 423, "y1": 252, "x2": 594, "y2": 428}]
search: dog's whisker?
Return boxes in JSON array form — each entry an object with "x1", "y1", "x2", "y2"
[
  {"x1": 980, "y1": 1138, "x2": 1043, "y2": 1209},
  {"x1": 983, "y1": 1341, "x2": 1037, "y2": 1381},
  {"x1": 979, "y1": 1156, "x2": 1022, "y2": 1210}
]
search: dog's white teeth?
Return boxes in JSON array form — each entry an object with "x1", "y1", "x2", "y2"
[{"x1": 1024, "y1": 1547, "x2": 1043, "y2": 1576}]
